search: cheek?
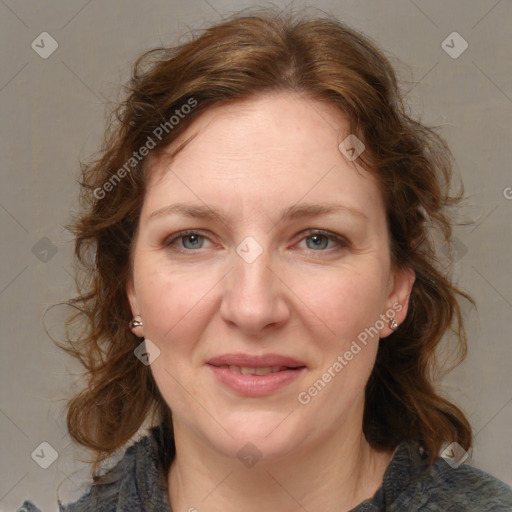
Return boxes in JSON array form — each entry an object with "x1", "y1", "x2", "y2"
[
  {"x1": 135, "y1": 259, "x2": 217, "y2": 336},
  {"x1": 133, "y1": 258, "x2": 226, "y2": 399},
  {"x1": 135, "y1": 265, "x2": 215, "y2": 411},
  {"x1": 292, "y1": 270, "x2": 385, "y2": 421},
  {"x1": 291, "y1": 265, "x2": 387, "y2": 344}
]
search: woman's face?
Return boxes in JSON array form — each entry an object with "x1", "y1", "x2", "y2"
[{"x1": 127, "y1": 92, "x2": 414, "y2": 462}]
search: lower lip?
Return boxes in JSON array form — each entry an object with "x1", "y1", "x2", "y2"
[{"x1": 207, "y1": 364, "x2": 306, "y2": 396}]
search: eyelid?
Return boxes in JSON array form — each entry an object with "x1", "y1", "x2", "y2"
[
  {"x1": 162, "y1": 229, "x2": 213, "y2": 248},
  {"x1": 296, "y1": 229, "x2": 351, "y2": 250},
  {"x1": 163, "y1": 228, "x2": 350, "y2": 252}
]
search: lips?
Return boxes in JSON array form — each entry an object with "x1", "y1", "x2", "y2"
[
  {"x1": 207, "y1": 353, "x2": 307, "y2": 370},
  {"x1": 218, "y1": 365, "x2": 290, "y2": 375},
  {"x1": 206, "y1": 353, "x2": 307, "y2": 395}
]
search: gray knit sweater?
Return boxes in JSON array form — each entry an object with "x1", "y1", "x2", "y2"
[{"x1": 19, "y1": 426, "x2": 512, "y2": 511}]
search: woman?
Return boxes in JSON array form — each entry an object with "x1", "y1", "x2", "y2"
[{"x1": 20, "y1": 8, "x2": 512, "y2": 512}]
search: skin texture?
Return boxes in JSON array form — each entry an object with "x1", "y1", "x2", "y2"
[{"x1": 127, "y1": 91, "x2": 416, "y2": 512}]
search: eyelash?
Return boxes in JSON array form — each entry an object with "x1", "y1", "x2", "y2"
[{"x1": 162, "y1": 229, "x2": 350, "y2": 254}]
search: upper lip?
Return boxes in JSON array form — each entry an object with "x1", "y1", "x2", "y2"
[{"x1": 207, "y1": 353, "x2": 307, "y2": 368}]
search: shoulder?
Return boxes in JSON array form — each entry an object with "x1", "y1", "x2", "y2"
[
  {"x1": 58, "y1": 428, "x2": 168, "y2": 512},
  {"x1": 18, "y1": 429, "x2": 170, "y2": 512},
  {"x1": 383, "y1": 441, "x2": 512, "y2": 512},
  {"x1": 417, "y1": 458, "x2": 512, "y2": 511},
  {"x1": 58, "y1": 438, "x2": 145, "y2": 512}
]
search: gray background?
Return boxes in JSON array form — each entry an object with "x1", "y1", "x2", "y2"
[{"x1": 1, "y1": 0, "x2": 511, "y2": 510}]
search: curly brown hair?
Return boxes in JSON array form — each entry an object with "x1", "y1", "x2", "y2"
[{"x1": 56, "y1": 7, "x2": 474, "y2": 478}]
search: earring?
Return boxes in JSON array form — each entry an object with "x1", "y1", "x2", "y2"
[
  {"x1": 389, "y1": 319, "x2": 398, "y2": 331},
  {"x1": 129, "y1": 316, "x2": 143, "y2": 329}
]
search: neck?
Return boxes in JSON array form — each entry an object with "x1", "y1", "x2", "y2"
[{"x1": 167, "y1": 413, "x2": 394, "y2": 512}]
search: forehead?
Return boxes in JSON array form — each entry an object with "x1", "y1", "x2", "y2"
[{"x1": 142, "y1": 92, "x2": 382, "y2": 218}]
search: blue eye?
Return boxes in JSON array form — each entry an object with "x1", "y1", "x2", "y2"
[
  {"x1": 305, "y1": 233, "x2": 330, "y2": 250},
  {"x1": 180, "y1": 233, "x2": 205, "y2": 250},
  {"x1": 163, "y1": 230, "x2": 210, "y2": 251},
  {"x1": 301, "y1": 231, "x2": 348, "y2": 251},
  {"x1": 163, "y1": 229, "x2": 349, "y2": 254}
]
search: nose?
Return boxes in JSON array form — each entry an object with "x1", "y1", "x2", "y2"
[{"x1": 219, "y1": 247, "x2": 290, "y2": 335}]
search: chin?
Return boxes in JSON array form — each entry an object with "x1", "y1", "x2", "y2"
[{"x1": 201, "y1": 411, "x2": 304, "y2": 464}]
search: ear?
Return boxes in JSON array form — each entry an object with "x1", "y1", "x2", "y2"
[
  {"x1": 126, "y1": 276, "x2": 144, "y2": 338},
  {"x1": 380, "y1": 266, "x2": 416, "y2": 338}
]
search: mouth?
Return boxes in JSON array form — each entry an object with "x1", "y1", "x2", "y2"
[
  {"x1": 210, "y1": 364, "x2": 305, "y2": 375},
  {"x1": 206, "y1": 358, "x2": 307, "y2": 396},
  {"x1": 207, "y1": 353, "x2": 307, "y2": 370}
]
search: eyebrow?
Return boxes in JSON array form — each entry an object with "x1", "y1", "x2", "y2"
[{"x1": 147, "y1": 202, "x2": 368, "y2": 224}]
